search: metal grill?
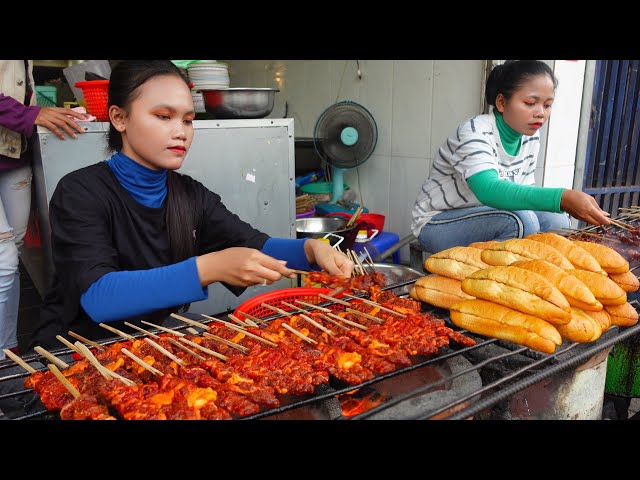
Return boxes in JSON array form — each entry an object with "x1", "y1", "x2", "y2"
[{"x1": 1, "y1": 215, "x2": 639, "y2": 421}]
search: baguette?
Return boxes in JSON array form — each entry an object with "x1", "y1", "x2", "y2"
[
  {"x1": 424, "y1": 246, "x2": 489, "y2": 281},
  {"x1": 585, "y1": 309, "x2": 612, "y2": 333},
  {"x1": 571, "y1": 240, "x2": 629, "y2": 275},
  {"x1": 510, "y1": 259, "x2": 603, "y2": 312},
  {"x1": 608, "y1": 271, "x2": 640, "y2": 293},
  {"x1": 605, "y1": 302, "x2": 639, "y2": 327},
  {"x1": 468, "y1": 240, "x2": 499, "y2": 250},
  {"x1": 481, "y1": 238, "x2": 575, "y2": 269},
  {"x1": 565, "y1": 269, "x2": 627, "y2": 306},
  {"x1": 480, "y1": 249, "x2": 529, "y2": 266},
  {"x1": 461, "y1": 265, "x2": 571, "y2": 324},
  {"x1": 409, "y1": 275, "x2": 474, "y2": 309},
  {"x1": 526, "y1": 232, "x2": 606, "y2": 275},
  {"x1": 449, "y1": 299, "x2": 561, "y2": 354},
  {"x1": 555, "y1": 308, "x2": 603, "y2": 343}
]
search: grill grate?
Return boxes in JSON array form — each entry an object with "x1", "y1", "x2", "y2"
[{"x1": 1, "y1": 214, "x2": 639, "y2": 420}]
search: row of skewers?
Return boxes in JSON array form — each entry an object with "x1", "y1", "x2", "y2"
[{"x1": 3, "y1": 271, "x2": 475, "y2": 420}]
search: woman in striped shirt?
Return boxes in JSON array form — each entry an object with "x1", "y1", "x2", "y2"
[{"x1": 411, "y1": 60, "x2": 610, "y2": 254}]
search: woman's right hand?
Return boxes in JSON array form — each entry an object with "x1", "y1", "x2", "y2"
[
  {"x1": 35, "y1": 107, "x2": 87, "y2": 140},
  {"x1": 195, "y1": 247, "x2": 295, "y2": 287},
  {"x1": 560, "y1": 189, "x2": 611, "y2": 226}
]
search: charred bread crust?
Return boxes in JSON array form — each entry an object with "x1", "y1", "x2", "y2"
[
  {"x1": 461, "y1": 265, "x2": 571, "y2": 324},
  {"x1": 449, "y1": 299, "x2": 561, "y2": 354},
  {"x1": 572, "y1": 240, "x2": 629, "y2": 275},
  {"x1": 481, "y1": 238, "x2": 575, "y2": 270},
  {"x1": 605, "y1": 302, "x2": 639, "y2": 327},
  {"x1": 510, "y1": 259, "x2": 602, "y2": 311},
  {"x1": 566, "y1": 269, "x2": 627, "y2": 306},
  {"x1": 424, "y1": 246, "x2": 489, "y2": 281},
  {"x1": 555, "y1": 308, "x2": 603, "y2": 343},
  {"x1": 526, "y1": 232, "x2": 606, "y2": 274},
  {"x1": 608, "y1": 271, "x2": 640, "y2": 293}
]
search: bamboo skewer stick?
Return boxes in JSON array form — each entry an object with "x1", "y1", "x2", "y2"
[
  {"x1": 141, "y1": 320, "x2": 185, "y2": 336},
  {"x1": 47, "y1": 364, "x2": 80, "y2": 398},
  {"x1": 322, "y1": 311, "x2": 368, "y2": 331},
  {"x1": 295, "y1": 299, "x2": 332, "y2": 312},
  {"x1": 280, "y1": 322, "x2": 317, "y2": 345},
  {"x1": 34, "y1": 346, "x2": 69, "y2": 370},
  {"x1": 345, "y1": 307, "x2": 385, "y2": 324},
  {"x1": 166, "y1": 338, "x2": 206, "y2": 361},
  {"x1": 341, "y1": 293, "x2": 407, "y2": 317},
  {"x1": 289, "y1": 269, "x2": 310, "y2": 275},
  {"x1": 2, "y1": 348, "x2": 36, "y2": 373},
  {"x1": 608, "y1": 218, "x2": 635, "y2": 231},
  {"x1": 68, "y1": 331, "x2": 105, "y2": 351},
  {"x1": 227, "y1": 313, "x2": 250, "y2": 327},
  {"x1": 171, "y1": 313, "x2": 210, "y2": 330},
  {"x1": 120, "y1": 348, "x2": 164, "y2": 376},
  {"x1": 363, "y1": 247, "x2": 378, "y2": 272},
  {"x1": 261, "y1": 302, "x2": 293, "y2": 317},
  {"x1": 201, "y1": 332, "x2": 249, "y2": 354},
  {"x1": 75, "y1": 342, "x2": 137, "y2": 386},
  {"x1": 317, "y1": 292, "x2": 352, "y2": 307},
  {"x1": 56, "y1": 335, "x2": 82, "y2": 355},
  {"x1": 178, "y1": 337, "x2": 228, "y2": 361},
  {"x1": 317, "y1": 313, "x2": 350, "y2": 331},
  {"x1": 236, "y1": 311, "x2": 268, "y2": 325},
  {"x1": 73, "y1": 342, "x2": 115, "y2": 383},
  {"x1": 143, "y1": 338, "x2": 185, "y2": 367},
  {"x1": 200, "y1": 314, "x2": 278, "y2": 347},
  {"x1": 280, "y1": 301, "x2": 337, "y2": 336},
  {"x1": 298, "y1": 313, "x2": 335, "y2": 336},
  {"x1": 99, "y1": 323, "x2": 136, "y2": 341},
  {"x1": 186, "y1": 327, "x2": 200, "y2": 335},
  {"x1": 124, "y1": 321, "x2": 160, "y2": 339},
  {"x1": 351, "y1": 249, "x2": 369, "y2": 274}
]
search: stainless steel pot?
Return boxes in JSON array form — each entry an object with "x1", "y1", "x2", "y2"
[
  {"x1": 201, "y1": 88, "x2": 279, "y2": 119},
  {"x1": 295, "y1": 217, "x2": 356, "y2": 239}
]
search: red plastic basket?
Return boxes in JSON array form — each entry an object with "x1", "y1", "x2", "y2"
[
  {"x1": 75, "y1": 80, "x2": 109, "y2": 121},
  {"x1": 234, "y1": 287, "x2": 344, "y2": 320}
]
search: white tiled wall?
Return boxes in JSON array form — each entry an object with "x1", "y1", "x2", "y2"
[{"x1": 222, "y1": 60, "x2": 495, "y2": 262}]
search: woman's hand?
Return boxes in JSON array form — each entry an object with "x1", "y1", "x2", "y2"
[
  {"x1": 196, "y1": 247, "x2": 295, "y2": 287},
  {"x1": 35, "y1": 107, "x2": 88, "y2": 140},
  {"x1": 560, "y1": 189, "x2": 611, "y2": 226},
  {"x1": 304, "y1": 239, "x2": 355, "y2": 277}
]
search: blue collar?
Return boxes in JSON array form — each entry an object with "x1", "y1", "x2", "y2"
[{"x1": 106, "y1": 151, "x2": 168, "y2": 208}]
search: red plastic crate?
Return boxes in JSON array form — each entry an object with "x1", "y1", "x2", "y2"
[{"x1": 234, "y1": 287, "x2": 344, "y2": 320}]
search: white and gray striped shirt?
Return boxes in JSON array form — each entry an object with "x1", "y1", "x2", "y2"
[{"x1": 411, "y1": 112, "x2": 540, "y2": 237}]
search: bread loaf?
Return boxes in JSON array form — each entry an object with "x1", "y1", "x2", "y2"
[
  {"x1": 424, "y1": 246, "x2": 489, "y2": 281},
  {"x1": 585, "y1": 309, "x2": 611, "y2": 333},
  {"x1": 409, "y1": 275, "x2": 474, "y2": 309},
  {"x1": 449, "y1": 299, "x2": 561, "y2": 354},
  {"x1": 461, "y1": 265, "x2": 571, "y2": 324},
  {"x1": 480, "y1": 249, "x2": 529, "y2": 266},
  {"x1": 565, "y1": 269, "x2": 627, "y2": 306},
  {"x1": 605, "y1": 302, "x2": 639, "y2": 327},
  {"x1": 608, "y1": 271, "x2": 640, "y2": 293},
  {"x1": 526, "y1": 232, "x2": 606, "y2": 275},
  {"x1": 572, "y1": 240, "x2": 629, "y2": 275},
  {"x1": 468, "y1": 240, "x2": 499, "y2": 250},
  {"x1": 510, "y1": 259, "x2": 603, "y2": 312},
  {"x1": 555, "y1": 308, "x2": 603, "y2": 343},
  {"x1": 481, "y1": 238, "x2": 575, "y2": 269}
]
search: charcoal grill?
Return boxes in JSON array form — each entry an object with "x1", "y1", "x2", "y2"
[{"x1": 1, "y1": 213, "x2": 639, "y2": 421}]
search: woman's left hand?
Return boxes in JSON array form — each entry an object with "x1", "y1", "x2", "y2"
[{"x1": 304, "y1": 239, "x2": 354, "y2": 277}]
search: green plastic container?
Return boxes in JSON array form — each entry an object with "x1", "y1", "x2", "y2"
[
  {"x1": 35, "y1": 85, "x2": 57, "y2": 107},
  {"x1": 300, "y1": 181, "x2": 348, "y2": 202}
]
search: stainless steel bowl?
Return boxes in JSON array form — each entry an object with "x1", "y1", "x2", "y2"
[
  {"x1": 201, "y1": 88, "x2": 279, "y2": 119},
  {"x1": 371, "y1": 263, "x2": 424, "y2": 295},
  {"x1": 295, "y1": 217, "x2": 354, "y2": 238}
]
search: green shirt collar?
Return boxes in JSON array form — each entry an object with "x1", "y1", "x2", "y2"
[{"x1": 493, "y1": 109, "x2": 522, "y2": 156}]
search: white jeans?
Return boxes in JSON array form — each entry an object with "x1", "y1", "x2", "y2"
[{"x1": 0, "y1": 164, "x2": 31, "y2": 360}]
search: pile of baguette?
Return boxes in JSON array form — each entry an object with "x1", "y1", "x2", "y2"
[{"x1": 409, "y1": 233, "x2": 639, "y2": 354}]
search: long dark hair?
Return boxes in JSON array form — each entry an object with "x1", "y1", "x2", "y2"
[
  {"x1": 485, "y1": 60, "x2": 558, "y2": 107},
  {"x1": 106, "y1": 60, "x2": 196, "y2": 263}
]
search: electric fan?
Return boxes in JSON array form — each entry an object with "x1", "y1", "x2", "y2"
[{"x1": 312, "y1": 101, "x2": 378, "y2": 212}]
